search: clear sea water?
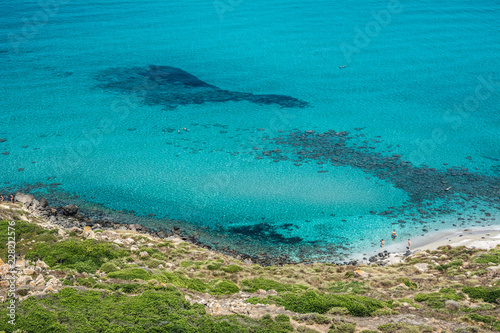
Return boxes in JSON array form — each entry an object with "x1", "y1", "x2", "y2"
[{"x1": 0, "y1": 0, "x2": 499, "y2": 262}]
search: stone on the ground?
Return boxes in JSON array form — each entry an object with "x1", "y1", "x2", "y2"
[{"x1": 15, "y1": 192, "x2": 35, "y2": 204}]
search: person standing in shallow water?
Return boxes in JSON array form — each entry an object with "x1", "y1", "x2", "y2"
[
  {"x1": 392, "y1": 229, "x2": 397, "y2": 239},
  {"x1": 380, "y1": 239, "x2": 385, "y2": 248},
  {"x1": 407, "y1": 239, "x2": 411, "y2": 251}
]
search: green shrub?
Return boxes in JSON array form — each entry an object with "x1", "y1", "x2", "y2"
[
  {"x1": 473, "y1": 249, "x2": 500, "y2": 264},
  {"x1": 467, "y1": 313, "x2": 500, "y2": 331},
  {"x1": 275, "y1": 314, "x2": 290, "y2": 323},
  {"x1": 397, "y1": 278, "x2": 417, "y2": 290},
  {"x1": 248, "y1": 290, "x2": 386, "y2": 317},
  {"x1": 0, "y1": 220, "x2": 59, "y2": 262},
  {"x1": 209, "y1": 280, "x2": 239, "y2": 295},
  {"x1": 107, "y1": 268, "x2": 151, "y2": 281},
  {"x1": 207, "y1": 262, "x2": 223, "y2": 270},
  {"x1": 100, "y1": 262, "x2": 120, "y2": 273},
  {"x1": 328, "y1": 281, "x2": 369, "y2": 294},
  {"x1": 241, "y1": 278, "x2": 298, "y2": 293},
  {"x1": 462, "y1": 286, "x2": 500, "y2": 304},
  {"x1": 221, "y1": 264, "x2": 243, "y2": 273},
  {"x1": 25, "y1": 239, "x2": 127, "y2": 273},
  {"x1": 329, "y1": 322, "x2": 355, "y2": 333},
  {"x1": 312, "y1": 313, "x2": 331, "y2": 324},
  {"x1": 326, "y1": 307, "x2": 349, "y2": 315},
  {"x1": 414, "y1": 288, "x2": 463, "y2": 308},
  {"x1": 0, "y1": 287, "x2": 300, "y2": 332},
  {"x1": 436, "y1": 260, "x2": 463, "y2": 272}
]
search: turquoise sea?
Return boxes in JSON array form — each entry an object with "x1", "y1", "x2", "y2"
[{"x1": 0, "y1": 0, "x2": 499, "y2": 262}]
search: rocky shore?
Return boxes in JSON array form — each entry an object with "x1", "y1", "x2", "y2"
[{"x1": 7, "y1": 192, "x2": 406, "y2": 268}]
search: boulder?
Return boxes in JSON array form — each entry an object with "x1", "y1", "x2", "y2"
[
  {"x1": 34, "y1": 274, "x2": 45, "y2": 286},
  {"x1": 15, "y1": 192, "x2": 35, "y2": 204},
  {"x1": 83, "y1": 226, "x2": 95, "y2": 239},
  {"x1": 58, "y1": 229, "x2": 67, "y2": 237},
  {"x1": 486, "y1": 265, "x2": 500, "y2": 272},
  {"x1": 36, "y1": 260, "x2": 49, "y2": 269},
  {"x1": 38, "y1": 197, "x2": 49, "y2": 208},
  {"x1": 17, "y1": 275, "x2": 32, "y2": 285},
  {"x1": 23, "y1": 268, "x2": 35, "y2": 275},
  {"x1": 113, "y1": 239, "x2": 124, "y2": 245},
  {"x1": 413, "y1": 263, "x2": 429, "y2": 272},
  {"x1": 123, "y1": 238, "x2": 135, "y2": 245},
  {"x1": 139, "y1": 251, "x2": 149, "y2": 258},
  {"x1": 445, "y1": 300, "x2": 461, "y2": 311},
  {"x1": 353, "y1": 270, "x2": 370, "y2": 278},
  {"x1": 62, "y1": 204, "x2": 78, "y2": 216}
]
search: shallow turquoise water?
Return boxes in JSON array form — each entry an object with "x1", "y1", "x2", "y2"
[{"x1": 0, "y1": 0, "x2": 499, "y2": 261}]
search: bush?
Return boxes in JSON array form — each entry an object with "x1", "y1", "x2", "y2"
[
  {"x1": 248, "y1": 290, "x2": 386, "y2": 317},
  {"x1": 241, "y1": 278, "x2": 300, "y2": 293},
  {"x1": 25, "y1": 239, "x2": 127, "y2": 273},
  {"x1": 462, "y1": 286, "x2": 500, "y2": 304},
  {"x1": 0, "y1": 220, "x2": 58, "y2": 262},
  {"x1": 0, "y1": 287, "x2": 299, "y2": 332},
  {"x1": 107, "y1": 268, "x2": 151, "y2": 281},
  {"x1": 207, "y1": 262, "x2": 223, "y2": 270},
  {"x1": 414, "y1": 288, "x2": 463, "y2": 308},
  {"x1": 221, "y1": 264, "x2": 243, "y2": 273},
  {"x1": 436, "y1": 260, "x2": 463, "y2": 272},
  {"x1": 209, "y1": 280, "x2": 239, "y2": 295},
  {"x1": 329, "y1": 323, "x2": 355, "y2": 333},
  {"x1": 328, "y1": 281, "x2": 369, "y2": 294},
  {"x1": 100, "y1": 262, "x2": 120, "y2": 273},
  {"x1": 275, "y1": 314, "x2": 290, "y2": 323}
]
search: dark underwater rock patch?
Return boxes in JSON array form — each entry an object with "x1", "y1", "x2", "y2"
[
  {"x1": 259, "y1": 130, "x2": 500, "y2": 204},
  {"x1": 229, "y1": 223, "x2": 303, "y2": 245},
  {"x1": 95, "y1": 65, "x2": 308, "y2": 109}
]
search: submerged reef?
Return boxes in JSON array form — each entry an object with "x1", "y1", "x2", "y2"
[
  {"x1": 95, "y1": 65, "x2": 309, "y2": 109},
  {"x1": 259, "y1": 130, "x2": 500, "y2": 204}
]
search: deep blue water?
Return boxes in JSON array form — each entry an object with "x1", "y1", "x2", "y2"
[{"x1": 0, "y1": 0, "x2": 499, "y2": 262}]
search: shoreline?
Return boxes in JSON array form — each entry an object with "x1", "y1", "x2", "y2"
[{"x1": 2, "y1": 192, "x2": 500, "y2": 267}]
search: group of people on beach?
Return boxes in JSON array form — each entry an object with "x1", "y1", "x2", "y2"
[
  {"x1": 380, "y1": 229, "x2": 411, "y2": 251},
  {"x1": 0, "y1": 194, "x2": 14, "y2": 203}
]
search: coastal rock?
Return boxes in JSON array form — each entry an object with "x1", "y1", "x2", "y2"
[
  {"x1": 17, "y1": 275, "x2": 32, "y2": 285},
  {"x1": 23, "y1": 268, "x2": 35, "y2": 275},
  {"x1": 34, "y1": 274, "x2": 45, "y2": 286},
  {"x1": 123, "y1": 238, "x2": 135, "y2": 245},
  {"x1": 58, "y1": 229, "x2": 67, "y2": 237},
  {"x1": 113, "y1": 239, "x2": 124, "y2": 245},
  {"x1": 38, "y1": 197, "x2": 49, "y2": 208},
  {"x1": 83, "y1": 226, "x2": 95, "y2": 239},
  {"x1": 103, "y1": 230, "x2": 118, "y2": 239},
  {"x1": 71, "y1": 227, "x2": 82, "y2": 234},
  {"x1": 130, "y1": 245, "x2": 139, "y2": 251},
  {"x1": 445, "y1": 300, "x2": 461, "y2": 311},
  {"x1": 139, "y1": 251, "x2": 149, "y2": 258},
  {"x1": 36, "y1": 260, "x2": 49, "y2": 270},
  {"x1": 256, "y1": 289, "x2": 267, "y2": 295},
  {"x1": 413, "y1": 263, "x2": 429, "y2": 272},
  {"x1": 353, "y1": 270, "x2": 370, "y2": 278},
  {"x1": 486, "y1": 265, "x2": 500, "y2": 272},
  {"x1": 62, "y1": 204, "x2": 79, "y2": 216},
  {"x1": 15, "y1": 192, "x2": 35, "y2": 205}
]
